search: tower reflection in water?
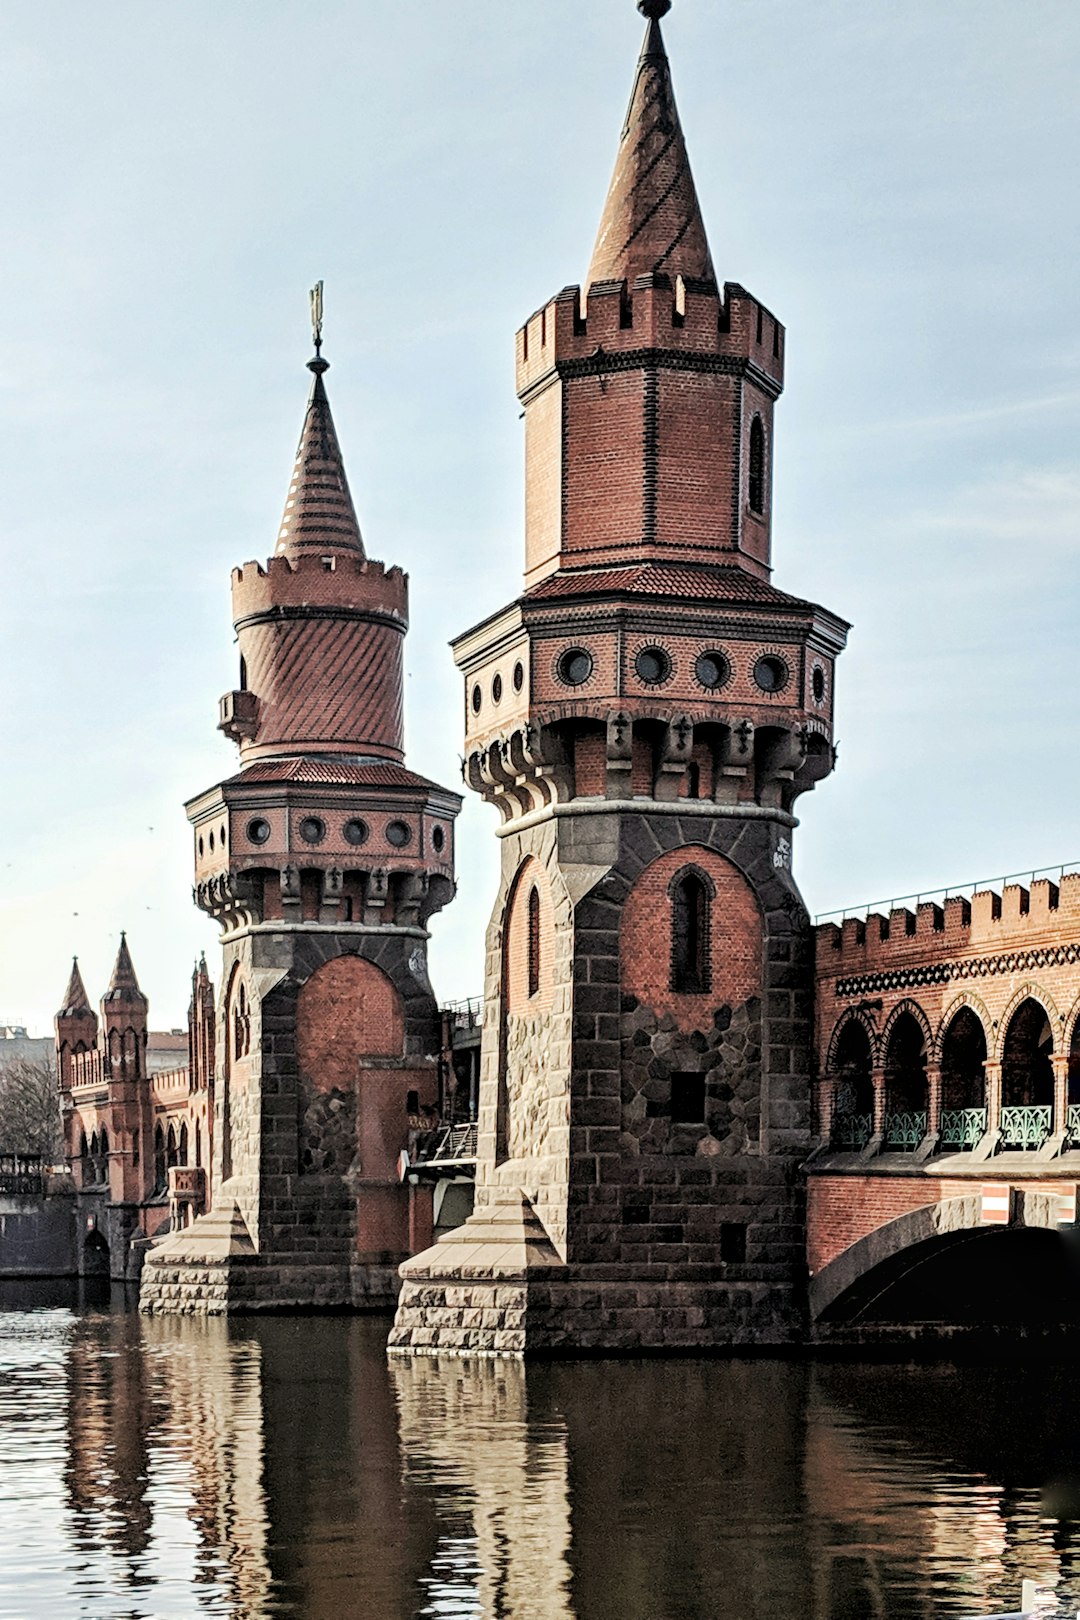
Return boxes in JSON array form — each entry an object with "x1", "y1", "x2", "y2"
[{"x1": 27, "y1": 1300, "x2": 1080, "y2": 1617}]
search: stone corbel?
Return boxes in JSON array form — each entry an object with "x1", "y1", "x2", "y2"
[
  {"x1": 319, "y1": 867, "x2": 344, "y2": 926},
  {"x1": 655, "y1": 714, "x2": 694, "y2": 802},
  {"x1": 716, "y1": 719, "x2": 754, "y2": 803},
  {"x1": 395, "y1": 871, "x2": 429, "y2": 927},
  {"x1": 605, "y1": 711, "x2": 633, "y2": 800},
  {"x1": 363, "y1": 867, "x2": 390, "y2": 926},
  {"x1": 755, "y1": 726, "x2": 802, "y2": 810}
]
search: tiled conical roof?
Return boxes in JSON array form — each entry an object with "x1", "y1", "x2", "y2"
[
  {"x1": 275, "y1": 358, "x2": 365, "y2": 560},
  {"x1": 58, "y1": 958, "x2": 92, "y2": 1018},
  {"x1": 103, "y1": 933, "x2": 146, "y2": 1005},
  {"x1": 587, "y1": 6, "x2": 715, "y2": 289}
]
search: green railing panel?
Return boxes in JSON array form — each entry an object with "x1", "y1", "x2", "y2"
[
  {"x1": 883, "y1": 1111, "x2": 927, "y2": 1151},
  {"x1": 939, "y1": 1108, "x2": 987, "y2": 1150},
  {"x1": 831, "y1": 1112, "x2": 873, "y2": 1151},
  {"x1": 999, "y1": 1105, "x2": 1052, "y2": 1150}
]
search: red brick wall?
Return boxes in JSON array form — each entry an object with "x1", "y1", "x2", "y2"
[
  {"x1": 620, "y1": 844, "x2": 762, "y2": 1028},
  {"x1": 297, "y1": 956, "x2": 404, "y2": 1092},
  {"x1": 504, "y1": 856, "x2": 556, "y2": 1015},
  {"x1": 574, "y1": 730, "x2": 607, "y2": 797},
  {"x1": 561, "y1": 370, "x2": 645, "y2": 561},
  {"x1": 807, "y1": 1174, "x2": 972, "y2": 1275}
]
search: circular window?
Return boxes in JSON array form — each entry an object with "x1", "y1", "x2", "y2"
[
  {"x1": 695, "y1": 651, "x2": 730, "y2": 691},
  {"x1": 753, "y1": 655, "x2": 788, "y2": 694},
  {"x1": 386, "y1": 820, "x2": 412, "y2": 848},
  {"x1": 471, "y1": 684, "x2": 482, "y2": 715},
  {"x1": 432, "y1": 826, "x2": 446, "y2": 853},
  {"x1": 247, "y1": 818, "x2": 271, "y2": 847},
  {"x1": 299, "y1": 816, "x2": 325, "y2": 845},
  {"x1": 557, "y1": 647, "x2": 593, "y2": 687},
  {"x1": 492, "y1": 673, "x2": 503, "y2": 704},
  {"x1": 635, "y1": 646, "x2": 672, "y2": 685},
  {"x1": 513, "y1": 661, "x2": 525, "y2": 693},
  {"x1": 811, "y1": 666, "x2": 826, "y2": 703},
  {"x1": 208, "y1": 830, "x2": 215, "y2": 852},
  {"x1": 220, "y1": 824, "x2": 227, "y2": 848},
  {"x1": 343, "y1": 818, "x2": 369, "y2": 846},
  {"x1": 198, "y1": 835, "x2": 204, "y2": 856}
]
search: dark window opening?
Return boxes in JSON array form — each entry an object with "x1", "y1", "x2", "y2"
[
  {"x1": 670, "y1": 869, "x2": 712, "y2": 994},
  {"x1": 748, "y1": 416, "x2": 765, "y2": 515},
  {"x1": 513, "y1": 661, "x2": 525, "y2": 693},
  {"x1": 720, "y1": 1223, "x2": 747, "y2": 1263},
  {"x1": 685, "y1": 763, "x2": 700, "y2": 800},
  {"x1": 557, "y1": 647, "x2": 593, "y2": 687},
  {"x1": 527, "y1": 886, "x2": 541, "y2": 999},
  {"x1": 239, "y1": 656, "x2": 248, "y2": 691},
  {"x1": 671, "y1": 1072, "x2": 706, "y2": 1124},
  {"x1": 406, "y1": 1089, "x2": 420, "y2": 1117}
]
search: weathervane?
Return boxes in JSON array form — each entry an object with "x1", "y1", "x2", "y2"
[
  {"x1": 638, "y1": 0, "x2": 672, "y2": 18},
  {"x1": 310, "y1": 279, "x2": 324, "y2": 357}
]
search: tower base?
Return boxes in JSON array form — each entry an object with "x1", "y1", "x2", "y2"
[{"x1": 387, "y1": 1188, "x2": 804, "y2": 1357}]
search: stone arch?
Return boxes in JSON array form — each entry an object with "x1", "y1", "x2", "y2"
[
  {"x1": 826, "y1": 1007, "x2": 879, "y2": 1071},
  {"x1": 932, "y1": 992, "x2": 992, "y2": 1062},
  {"x1": 938, "y1": 1002, "x2": 988, "y2": 1131},
  {"x1": 1000, "y1": 995, "x2": 1055, "y2": 1144},
  {"x1": 810, "y1": 1191, "x2": 1078, "y2": 1325},
  {"x1": 880, "y1": 997, "x2": 933, "y2": 1057},
  {"x1": 881, "y1": 1004, "x2": 930, "y2": 1150}
]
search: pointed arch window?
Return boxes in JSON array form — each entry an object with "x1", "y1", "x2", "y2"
[
  {"x1": 527, "y1": 887, "x2": 541, "y2": 999},
  {"x1": 670, "y1": 867, "x2": 713, "y2": 994},
  {"x1": 748, "y1": 416, "x2": 765, "y2": 515}
]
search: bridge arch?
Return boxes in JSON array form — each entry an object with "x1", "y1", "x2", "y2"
[{"x1": 811, "y1": 1191, "x2": 1078, "y2": 1324}]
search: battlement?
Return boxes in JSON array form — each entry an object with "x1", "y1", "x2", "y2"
[
  {"x1": 516, "y1": 277, "x2": 784, "y2": 399},
  {"x1": 816, "y1": 872, "x2": 1080, "y2": 975},
  {"x1": 230, "y1": 553, "x2": 409, "y2": 624}
]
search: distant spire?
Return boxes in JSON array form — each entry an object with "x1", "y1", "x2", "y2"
[
  {"x1": 587, "y1": 2, "x2": 715, "y2": 289},
  {"x1": 104, "y1": 933, "x2": 145, "y2": 1004},
  {"x1": 274, "y1": 284, "x2": 365, "y2": 561},
  {"x1": 58, "y1": 958, "x2": 92, "y2": 1018}
]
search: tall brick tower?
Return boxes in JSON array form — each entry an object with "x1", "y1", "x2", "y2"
[
  {"x1": 390, "y1": 0, "x2": 849, "y2": 1355},
  {"x1": 141, "y1": 312, "x2": 462, "y2": 1315}
]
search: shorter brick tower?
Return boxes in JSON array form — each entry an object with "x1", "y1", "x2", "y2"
[
  {"x1": 390, "y1": 0, "x2": 849, "y2": 1356},
  {"x1": 140, "y1": 316, "x2": 462, "y2": 1314}
]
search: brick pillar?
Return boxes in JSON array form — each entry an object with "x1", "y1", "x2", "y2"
[
  {"x1": 819, "y1": 1074, "x2": 836, "y2": 1141},
  {"x1": 871, "y1": 1066, "x2": 887, "y2": 1136},
  {"x1": 926, "y1": 1063, "x2": 942, "y2": 1136},
  {"x1": 1053, "y1": 1053, "x2": 1070, "y2": 1136},
  {"x1": 984, "y1": 1060, "x2": 1003, "y2": 1133}
]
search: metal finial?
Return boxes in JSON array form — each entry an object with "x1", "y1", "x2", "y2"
[
  {"x1": 638, "y1": 0, "x2": 672, "y2": 18},
  {"x1": 310, "y1": 280, "x2": 324, "y2": 357}
]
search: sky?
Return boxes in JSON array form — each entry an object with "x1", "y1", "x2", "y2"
[{"x1": 2, "y1": 0, "x2": 1080, "y2": 1036}]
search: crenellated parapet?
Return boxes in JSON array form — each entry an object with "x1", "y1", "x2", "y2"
[{"x1": 229, "y1": 552, "x2": 408, "y2": 624}]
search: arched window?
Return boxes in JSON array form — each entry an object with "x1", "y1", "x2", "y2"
[
  {"x1": 527, "y1": 887, "x2": 541, "y2": 999},
  {"x1": 233, "y1": 982, "x2": 250, "y2": 1060},
  {"x1": 883, "y1": 1011, "x2": 929, "y2": 1150},
  {"x1": 670, "y1": 868, "x2": 712, "y2": 994},
  {"x1": 179, "y1": 1123, "x2": 189, "y2": 1166},
  {"x1": 166, "y1": 1124, "x2": 178, "y2": 1170},
  {"x1": 1001, "y1": 998, "x2": 1054, "y2": 1149},
  {"x1": 195, "y1": 1122, "x2": 202, "y2": 1168},
  {"x1": 831, "y1": 1019, "x2": 874, "y2": 1149},
  {"x1": 748, "y1": 416, "x2": 765, "y2": 515},
  {"x1": 99, "y1": 1127, "x2": 108, "y2": 1162},
  {"x1": 154, "y1": 1125, "x2": 166, "y2": 1193}
]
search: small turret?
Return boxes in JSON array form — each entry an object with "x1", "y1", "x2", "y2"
[
  {"x1": 54, "y1": 958, "x2": 98, "y2": 1090},
  {"x1": 101, "y1": 934, "x2": 148, "y2": 1080}
]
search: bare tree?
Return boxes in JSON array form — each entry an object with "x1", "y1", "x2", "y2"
[{"x1": 0, "y1": 1058, "x2": 63, "y2": 1162}]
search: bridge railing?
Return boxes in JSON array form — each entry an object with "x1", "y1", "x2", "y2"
[{"x1": 0, "y1": 1153, "x2": 43, "y2": 1195}]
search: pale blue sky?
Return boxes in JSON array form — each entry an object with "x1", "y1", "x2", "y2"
[{"x1": 3, "y1": 0, "x2": 1080, "y2": 1035}]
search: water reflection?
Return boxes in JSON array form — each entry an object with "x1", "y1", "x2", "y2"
[{"x1": 3, "y1": 1282, "x2": 1080, "y2": 1618}]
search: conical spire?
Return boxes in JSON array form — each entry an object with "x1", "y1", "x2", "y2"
[
  {"x1": 274, "y1": 355, "x2": 365, "y2": 561},
  {"x1": 587, "y1": 2, "x2": 715, "y2": 290},
  {"x1": 58, "y1": 958, "x2": 92, "y2": 1018},
  {"x1": 104, "y1": 933, "x2": 145, "y2": 1004}
]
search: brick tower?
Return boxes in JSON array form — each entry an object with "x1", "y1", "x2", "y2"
[
  {"x1": 390, "y1": 0, "x2": 849, "y2": 1355},
  {"x1": 140, "y1": 311, "x2": 462, "y2": 1314}
]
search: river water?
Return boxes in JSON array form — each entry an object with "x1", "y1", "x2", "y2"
[{"x1": 2, "y1": 1283, "x2": 1080, "y2": 1619}]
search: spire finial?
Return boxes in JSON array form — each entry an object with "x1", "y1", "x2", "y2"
[
  {"x1": 308, "y1": 280, "x2": 329, "y2": 375},
  {"x1": 638, "y1": 0, "x2": 671, "y2": 17}
]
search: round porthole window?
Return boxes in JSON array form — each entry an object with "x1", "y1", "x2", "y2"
[
  {"x1": 386, "y1": 820, "x2": 412, "y2": 848},
  {"x1": 208, "y1": 830, "x2": 215, "y2": 852},
  {"x1": 471, "y1": 684, "x2": 482, "y2": 715},
  {"x1": 220, "y1": 824, "x2": 227, "y2": 849},
  {"x1": 557, "y1": 647, "x2": 593, "y2": 687},
  {"x1": 198, "y1": 835, "x2": 204, "y2": 856},
  {"x1": 635, "y1": 646, "x2": 672, "y2": 685},
  {"x1": 299, "y1": 816, "x2": 326, "y2": 845},
  {"x1": 753, "y1": 655, "x2": 788, "y2": 694},
  {"x1": 343, "y1": 818, "x2": 369, "y2": 846},
  {"x1": 247, "y1": 818, "x2": 271, "y2": 847},
  {"x1": 695, "y1": 651, "x2": 730, "y2": 691},
  {"x1": 513, "y1": 661, "x2": 525, "y2": 693},
  {"x1": 432, "y1": 826, "x2": 446, "y2": 853},
  {"x1": 811, "y1": 665, "x2": 826, "y2": 703},
  {"x1": 492, "y1": 673, "x2": 503, "y2": 704}
]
